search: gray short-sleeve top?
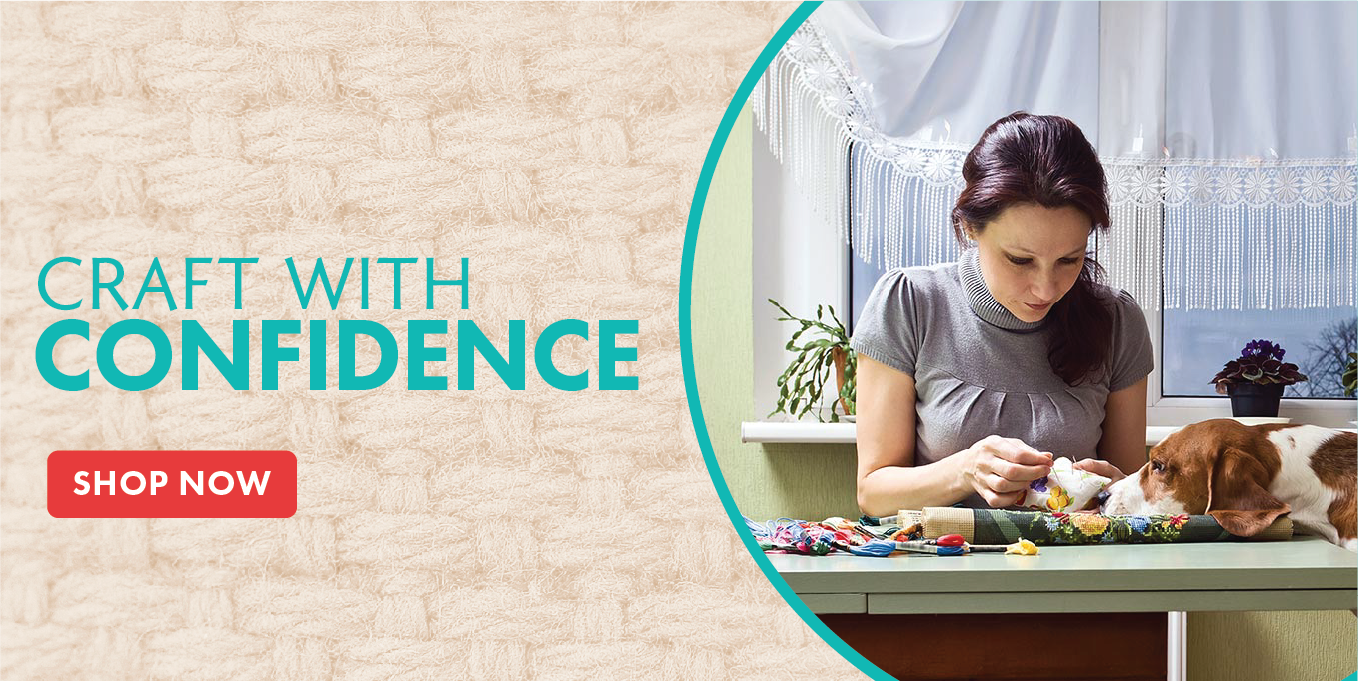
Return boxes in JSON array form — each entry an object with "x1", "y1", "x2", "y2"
[{"x1": 850, "y1": 248, "x2": 1154, "y2": 508}]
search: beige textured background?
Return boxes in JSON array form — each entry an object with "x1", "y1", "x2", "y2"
[{"x1": 0, "y1": 2, "x2": 870, "y2": 679}]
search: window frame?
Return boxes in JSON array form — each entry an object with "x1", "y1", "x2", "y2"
[{"x1": 1144, "y1": 306, "x2": 1356, "y2": 428}]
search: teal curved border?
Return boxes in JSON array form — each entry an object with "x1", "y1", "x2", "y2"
[{"x1": 678, "y1": 3, "x2": 895, "y2": 680}]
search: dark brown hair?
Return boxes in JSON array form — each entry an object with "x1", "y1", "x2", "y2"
[{"x1": 951, "y1": 112, "x2": 1114, "y2": 386}]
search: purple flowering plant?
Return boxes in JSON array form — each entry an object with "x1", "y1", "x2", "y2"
[{"x1": 1211, "y1": 338, "x2": 1308, "y2": 394}]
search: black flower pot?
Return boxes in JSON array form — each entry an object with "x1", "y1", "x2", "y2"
[{"x1": 1226, "y1": 383, "x2": 1286, "y2": 417}]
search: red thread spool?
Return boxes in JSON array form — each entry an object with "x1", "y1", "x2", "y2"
[{"x1": 937, "y1": 534, "x2": 965, "y2": 547}]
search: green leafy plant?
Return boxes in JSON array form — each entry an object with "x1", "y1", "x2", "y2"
[
  {"x1": 1211, "y1": 339, "x2": 1308, "y2": 394},
  {"x1": 768, "y1": 299, "x2": 856, "y2": 423},
  {"x1": 1342, "y1": 352, "x2": 1356, "y2": 398}
]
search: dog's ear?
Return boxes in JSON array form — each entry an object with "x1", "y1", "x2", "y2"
[{"x1": 1206, "y1": 446, "x2": 1290, "y2": 537}]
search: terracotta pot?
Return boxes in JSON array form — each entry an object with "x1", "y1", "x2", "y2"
[
  {"x1": 1226, "y1": 382, "x2": 1285, "y2": 417},
  {"x1": 832, "y1": 347, "x2": 854, "y2": 416}
]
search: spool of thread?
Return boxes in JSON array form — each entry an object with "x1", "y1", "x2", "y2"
[{"x1": 846, "y1": 540, "x2": 898, "y2": 557}]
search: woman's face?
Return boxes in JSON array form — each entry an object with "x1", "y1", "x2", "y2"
[{"x1": 967, "y1": 203, "x2": 1092, "y2": 323}]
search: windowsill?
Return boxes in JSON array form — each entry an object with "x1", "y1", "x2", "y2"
[
  {"x1": 740, "y1": 421, "x2": 1355, "y2": 447},
  {"x1": 741, "y1": 420, "x2": 859, "y2": 444}
]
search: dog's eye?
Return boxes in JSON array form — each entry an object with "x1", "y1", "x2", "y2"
[{"x1": 1150, "y1": 460, "x2": 1166, "y2": 473}]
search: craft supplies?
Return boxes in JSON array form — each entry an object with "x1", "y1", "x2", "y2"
[
  {"x1": 746, "y1": 504, "x2": 1295, "y2": 559},
  {"x1": 744, "y1": 515, "x2": 921, "y2": 556},
  {"x1": 742, "y1": 514, "x2": 1044, "y2": 557},
  {"x1": 919, "y1": 506, "x2": 1294, "y2": 546},
  {"x1": 936, "y1": 534, "x2": 965, "y2": 547},
  {"x1": 1018, "y1": 457, "x2": 1112, "y2": 512},
  {"x1": 895, "y1": 540, "x2": 966, "y2": 556},
  {"x1": 898, "y1": 538, "x2": 1039, "y2": 556}
]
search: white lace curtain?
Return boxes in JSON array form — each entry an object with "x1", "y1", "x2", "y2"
[{"x1": 751, "y1": 1, "x2": 1357, "y2": 311}]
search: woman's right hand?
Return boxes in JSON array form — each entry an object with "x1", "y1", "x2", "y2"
[{"x1": 959, "y1": 435, "x2": 1054, "y2": 508}]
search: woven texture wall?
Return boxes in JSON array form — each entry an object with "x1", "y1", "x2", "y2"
[{"x1": 0, "y1": 3, "x2": 864, "y2": 679}]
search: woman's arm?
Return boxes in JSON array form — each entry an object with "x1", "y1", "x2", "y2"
[
  {"x1": 1093, "y1": 376, "x2": 1149, "y2": 476},
  {"x1": 855, "y1": 355, "x2": 974, "y2": 516},
  {"x1": 856, "y1": 355, "x2": 1057, "y2": 515}
]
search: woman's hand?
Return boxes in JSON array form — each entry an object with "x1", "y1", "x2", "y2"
[
  {"x1": 1071, "y1": 458, "x2": 1128, "y2": 483},
  {"x1": 960, "y1": 435, "x2": 1054, "y2": 508}
]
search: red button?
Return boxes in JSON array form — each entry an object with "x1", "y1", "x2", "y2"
[{"x1": 47, "y1": 451, "x2": 297, "y2": 518}]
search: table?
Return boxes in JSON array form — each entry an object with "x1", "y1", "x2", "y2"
[{"x1": 768, "y1": 535, "x2": 1357, "y2": 614}]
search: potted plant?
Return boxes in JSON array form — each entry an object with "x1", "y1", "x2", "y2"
[
  {"x1": 1343, "y1": 352, "x2": 1356, "y2": 398},
  {"x1": 768, "y1": 299, "x2": 856, "y2": 423},
  {"x1": 1210, "y1": 339, "x2": 1308, "y2": 417}
]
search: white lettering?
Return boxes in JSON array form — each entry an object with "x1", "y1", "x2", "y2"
[
  {"x1": 181, "y1": 471, "x2": 203, "y2": 495},
  {"x1": 93, "y1": 470, "x2": 115, "y2": 495},
  {"x1": 208, "y1": 471, "x2": 233, "y2": 495},
  {"x1": 150, "y1": 470, "x2": 167, "y2": 495},
  {"x1": 236, "y1": 470, "x2": 270, "y2": 495},
  {"x1": 74, "y1": 471, "x2": 89, "y2": 495},
  {"x1": 120, "y1": 471, "x2": 146, "y2": 495}
]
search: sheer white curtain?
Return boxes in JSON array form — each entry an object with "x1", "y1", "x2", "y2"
[{"x1": 751, "y1": 1, "x2": 1357, "y2": 311}]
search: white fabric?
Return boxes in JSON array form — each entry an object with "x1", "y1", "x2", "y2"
[
  {"x1": 1018, "y1": 457, "x2": 1112, "y2": 513},
  {"x1": 1166, "y1": 2, "x2": 1357, "y2": 161},
  {"x1": 751, "y1": 1, "x2": 1357, "y2": 311},
  {"x1": 819, "y1": 1, "x2": 1100, "y2": 146}
]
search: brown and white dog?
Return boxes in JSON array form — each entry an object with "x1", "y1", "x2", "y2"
[{"x1": 1100, "y1": 419, "x2": 1356, "y2": 550}]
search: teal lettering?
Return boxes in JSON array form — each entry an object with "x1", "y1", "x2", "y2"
[
  {"x1": 36, "y1": 319, "x2": 90, "y2": 391},
  {"x1": 535, "y1": 319, "x2": 588, "y2": 391}
]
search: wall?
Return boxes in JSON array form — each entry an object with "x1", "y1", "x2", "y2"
[
  {"x1": 1188, "y1": 611, "x2": 1356, "y2": 680},
  {"x1": 694, "y1": 106, "x2": 859, "y2": 525},
  {"x1": 693, "y1": 103, "x2": 1357, "y2": 681}
]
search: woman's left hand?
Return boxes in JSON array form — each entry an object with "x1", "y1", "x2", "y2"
[{"x1": 1071, "y1": 458, "x2": 1127, "y2": 483}]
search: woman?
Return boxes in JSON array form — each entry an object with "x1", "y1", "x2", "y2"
[{"x1": 852, "y1": 112, "x2": 1153, "y2": 517}]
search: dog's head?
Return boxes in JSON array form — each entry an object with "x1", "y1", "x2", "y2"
[{"x1": 1100, "y1": 419, "x2": 1290, "y2": 536}]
